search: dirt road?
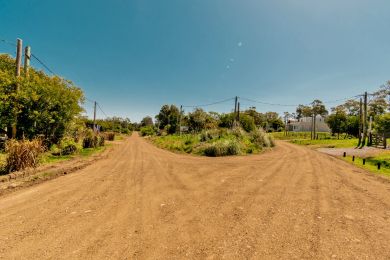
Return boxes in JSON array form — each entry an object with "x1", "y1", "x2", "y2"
[{"x1": 1, "y1": 133, "x2": 390, "y2": 259}]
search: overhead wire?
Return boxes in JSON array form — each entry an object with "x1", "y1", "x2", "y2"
[{"x1": 182, "y1": 97, "x2": 235, "y2": 108}]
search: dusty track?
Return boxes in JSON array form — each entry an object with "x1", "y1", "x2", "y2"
[{"x1": 1, "y1": 133, "x2": 390, "y2": 259}]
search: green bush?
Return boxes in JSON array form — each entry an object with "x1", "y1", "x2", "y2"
[
  {"x1": 250, "y1": 128, "x2": 275, "y2": 148},
  {"x1": 82, "y1": 130, "x2": 104, "y2": 148},
  {"x1": 60, "y1": 138, "x2": 81, "y2": 155},
  {"x1": 239, "y1": 114, "x2": 256, "y2": 132},
  {"x1": 203, "y1": 140, "x2": 241, "y2": 157},
  {"x1": 140, "y1": 126, "x2": 156, "y2": 136}
]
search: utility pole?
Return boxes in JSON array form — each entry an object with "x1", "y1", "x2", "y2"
[
  {"x1": 357, "y1": 97, "x2": 363, "y2": 146},
  {"x1": 24, "y1": 46, "x2": 31, "y2": 76},
  {"x1": 234, "y1": 96, "x2": 238, "y2": 114},
  {"x1": 11, "y1": 38, "x2": 23, "y2": 138},
  {"x1": 368, "y1": 116, "x2": 373, "y2": 146},
  {"x1": 361, "y1": 92, "x2": 368, "y2": 147},
  {"x1": 237, "y1": 102, "x2": 240, "y2": 122},
  {"x1": 310, "y1": 114, "x2": 314, "y2": 140},
  {"x1": 179, "y1": 105, "x2": 182, "y2": 136},
  {"x1": 93, "y1": 101, "x2": 97, "y2": 133}
]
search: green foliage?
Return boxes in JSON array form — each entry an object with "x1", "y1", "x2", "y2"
[
  {"x1": 82, "y1": 130, "x2": 104, "y2": 148},
  {"x1": 140, "y1": 116, "x2": 154, "y2": 127},
  {"x1": 326, "y1": 107, "x2": 347, "y2": 137},
  {"x1": 203, "y1": 140, "x2": 241, "y2": 157},
  {"x1": 239, "y1": 114, "x2": 256, "y2": 132},
  {"x1": 188, "y1": 108, "x2": 218, "y2": 132},
  {"x1": 58, "y1": 138, "x2": 81, "y2": 155},
  {"x1": 151, "y1": 127, "x2": 274, "y2": 157},
  {"x1": 93, "y1": 117, "x2": 133, "y2": 134},
  {"x1": 156, "y1": 104, "x2": 180, "y2": 134},
  {"x1": 0, "y1": 54, "x2": 84, "y2": 144},
  {"x1": 250, "y1": 128, "x2": 275, "y2": 148},
  {"x1": 376, "y1": 113, "x2": 390, "y2": 133},
  {"x1": 140, "y1": 125, "x2": 157, "y2": 136}
]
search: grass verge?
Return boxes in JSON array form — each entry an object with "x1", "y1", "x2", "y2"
[
  {"x1": 342, "y1": 151, "x2": 390, "y2": 177},
  {"x1": 291, "y1": 138, "x2": 359, "y2": 148}
]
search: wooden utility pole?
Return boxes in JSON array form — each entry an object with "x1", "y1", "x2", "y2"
[
  {"x1": 24, "y1": 46, "x2": 31, "y2": 76},
  {"x1": 357, "y1": 97, "x2": 363, "y2": 146},
  {"x1": 179, "y1": 105, "x2": 182, "y2": 136},
  {"x1": 93, "y1": 101, "x2": 97, "y2": 132},
  {"x1": 237, "y1": 102, "x2": 240, "y2": 122},
  {"x1": 310, "y1": 114, "x2": 314, "y2": 140},
  {"x1": 11, "y1": 38, "x2": 23, "y2": 138},
  {"x1": 313, "y1": 114, "x2": 317, "y2": 140},
  {"x1": 361, "y1": 92, "x2": 368, "y2": 147},
  {"x1": 15, "y1": 39, "x2": 22, "y2": 78},
  {"x1": 234, "y1": 96, "x2": 238, "y2": 114}
]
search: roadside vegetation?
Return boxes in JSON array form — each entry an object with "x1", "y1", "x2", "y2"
[
  {"x1": 0, "y1": 54, "x2": 133, "y2": 174},
  {"x1": 140, "y1": 104, "x2": 277, "y2": 156},
  {"x1": 151, "y1": 128, "x2": 274, "y2": 156}
]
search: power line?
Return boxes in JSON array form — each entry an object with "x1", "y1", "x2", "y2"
[
  {"x1": 240, "y1": 97, "x2": 298, "y2": 107},
  {"x1": 0, "y1": 38, "x2": 16, "y2": 47},
  {"x1": 30, "y1": 53, "x2": 56, "y2": 75},
  {"x1": 182, "y1": 97, "x2": 235, "y2": 108},
  {"x1": 96, "y1": 102, "x2": 109, "y2": 118}
]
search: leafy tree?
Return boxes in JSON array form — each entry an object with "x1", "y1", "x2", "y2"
[
  {"x1": 327, "y1": 107, "x2": 347, "y2": 138},
  {"x1": 345, "y1": 115, "x2": 360, "y2": 137},
  {"x1": 188, "y1": 108, "x2": 217, "y2": 132},
  {"x1": 341, "y1": 99, "x2": 360, "y2": 116},
  {"x1": 296, "y1": 105, "x2": 312, "y2": 120},
  {"x1": 264, "y1": 112, "x2": 284, "y2": 132},
  {"x1": 141, "y1": 116, "x2": 154, "y2": 127},
  {"x1": 376, "y1": 113, "x2": 390, "y2": 133},
  {"x1": 0, "y1": 54, "x2": 84, "y2": 144},
  {"x1": 155, "y1": 104, "x2": 180, "y2": 134},
  {"x1": 244, "y1": 108, "x2": 266, "y2": 127}
]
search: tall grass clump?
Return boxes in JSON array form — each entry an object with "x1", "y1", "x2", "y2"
[
  {"x1": 203, "y1": 140, "x2": 241, "y2": 157},
  {"x1": 250, "y1": 128, "x2": 275, "y2": 148},
  {"x1": 82, "y1": 130, "x2": 105, "y2": 148},
  {"x1": 5, "y1": 139, "x2": 44, "y2": 172}
]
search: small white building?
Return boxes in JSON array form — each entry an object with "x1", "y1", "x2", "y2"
[{"x1": 287, "y1": 115, "x2": 330, "y2": 133}]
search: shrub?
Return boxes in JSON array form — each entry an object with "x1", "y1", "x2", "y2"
[
  {"x1": 203, "y1": 140, "x2": 241, "y2": 157},
  {"x1": 140, "y1": 126, "x2": 156, "y2": 136},
  {"x1": 60, "y1": 138, "x2": 81, "y2": 155},
  {"x1": 5, "y1": 139, "x2": 44, "y2": 172},
  {"x1": 239, "y1": 114, "x2": 256, "y2": 132},
  {"x1": 105, "y1": 132, "x2": 115, "y2": 141},
  {"x1": 98, "y1": 135, "x2": 105, "y2": 147},
  {"x1": 82, "y1": 130, "x2": 98, "y2": 148},
  {"x1": 250, "y1": 128, "x2": 275, "y2": 149}
]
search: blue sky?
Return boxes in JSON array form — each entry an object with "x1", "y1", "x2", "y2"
[{"x1": 1, "y1": 0, "x2": 389, "y2": 121}]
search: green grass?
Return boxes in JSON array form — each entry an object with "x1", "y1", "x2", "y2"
[
  {"x1": 291, "y1": 138, "x2": 359, "y2": 148},
  {"x1": 270, "y1": 132, "x2": 333, "y2": 140},
  {"x1": 40, "y1": 145, "x2": 108, "y2": 164},
  {"x1": 342, "y1": 152, "x2": 390, "y2": 177}
]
